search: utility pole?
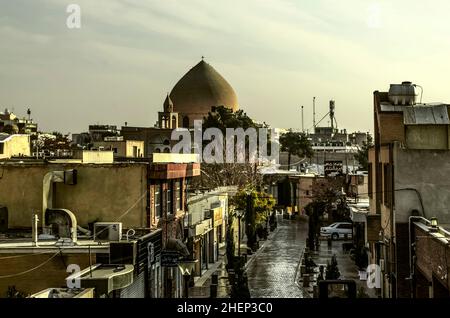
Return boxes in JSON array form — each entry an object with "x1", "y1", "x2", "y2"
[
  {"x1": 301, "y1": 106, "x2": 304, "y2": 133},
  {"x1": 313, "y1": 97, "x2": 316, "y2": 134}
]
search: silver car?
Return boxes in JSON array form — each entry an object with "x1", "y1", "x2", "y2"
[{"x1": 320, "y1": 222, "x2": 353, "y2": 240}]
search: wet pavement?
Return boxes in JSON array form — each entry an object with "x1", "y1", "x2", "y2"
[{"x1": 246, "y1": 216, "x2": 309, "y2": 298}]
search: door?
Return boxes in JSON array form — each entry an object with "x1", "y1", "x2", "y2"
[{"x1": 0, "y1": 206, "x2": 8, "y2": 233}]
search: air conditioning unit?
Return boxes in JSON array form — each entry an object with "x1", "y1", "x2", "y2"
[{"x1": 94, "y1": 222, "x2": 123, "y2": 242}]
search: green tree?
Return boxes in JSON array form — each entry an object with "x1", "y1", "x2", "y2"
[
  {"x1": 231, "y1": 187, "x2": 275, "y2": 251},
  {"x1": 354, "y1": 135, "x2": 373, "y2": 171},
  {"x1": 279, "y1": 130, "x2": 313, "y2": 170},
  {"x1": 203, "y1": 106, "x2": 260, "y2": 132}
]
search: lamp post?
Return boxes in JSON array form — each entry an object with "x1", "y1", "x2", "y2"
[
  {"x1": 178, "y1": 260, "x2": 198, "y2": 298},
  {"x1": 235, "y1": 210, "x2": 244, "y2": 258}
]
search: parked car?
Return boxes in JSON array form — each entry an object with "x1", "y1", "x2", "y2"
[{"x1": 320, "y1": 222, "x2": 353, "y2": 240}]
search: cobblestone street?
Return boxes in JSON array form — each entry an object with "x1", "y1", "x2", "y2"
[{"x1": 246, "y1": 217, "x2": 309, "y2": 298}]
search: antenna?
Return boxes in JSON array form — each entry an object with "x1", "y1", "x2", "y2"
[
  {"x1": 313, "y1": 97, "x2": 316, "y2": 133},
  {"x1": 301, "y1": 106, "x2": 304, "y2": 133},
  {"x1": 329, "y1": 100, "x2": 335, "y2": 131}
]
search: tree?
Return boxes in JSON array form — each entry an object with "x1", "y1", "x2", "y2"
[
  {"x1": 231, "y1": 187, "x2": 275, "y2": 252},
  {"x1": 305, "y1": 176, "x2": 348, "y2": 250},
  {"x1": 280, "y1": 131, "x2": 313, "y2": 170},
  {"x1": 354, "y1": 135, "x2": 373, "y2": 171},
  {"x1": 325, "y1": 254, "x2": 341, "y2": 280},
  {"x1": 192, "y1": 106, "x2": 266, "y2": 190}
]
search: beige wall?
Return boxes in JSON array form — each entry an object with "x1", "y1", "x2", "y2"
[
  {"x1": 94, "y1": 140, "x2": 144, "y2": 158},
  {"x1": 298, "y1": 176, "x2": 314, "y2": 214},
  {"x1": 73, "y1": 150, "x2": 114, "y2": 164},
  {"x1": 0, "y1": 135, "x2": 30, "y2": 159},
  {"x1": 0, "y1": 163, "x2": 148, "y2": 228}
]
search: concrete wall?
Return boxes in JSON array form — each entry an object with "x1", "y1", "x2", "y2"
[
  {"x1": 298, "y1": 176, "x2": 314, "y2": 214},
  {"x1": 93, "y1": 140, "x2": 145, "y2": 158},
  {"x1": 0, "y1": 135, "x2": 30, "y2": 159},
  {"x1": 0, "y1": 163, "x2": 148, "y2": 228},
  {"x1": 394, "y1": 143, "x2": 450, "y2": 224},
  {"x1": 73, "y1": 150, "x2": 114, "y2": 164},
  {"x1": 405, "y1": 125, "x2": 448, "y2": 150}
]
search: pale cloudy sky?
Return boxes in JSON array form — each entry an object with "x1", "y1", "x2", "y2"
[{"x1": 1, "y1": 0, "x2": 450, "y2": 134}]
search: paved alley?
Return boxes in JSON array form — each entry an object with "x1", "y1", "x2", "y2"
[{"x1": 246, "y1": 217, "x2": 309, "y2": 298}]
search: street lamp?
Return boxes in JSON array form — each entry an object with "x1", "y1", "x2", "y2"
[
  {"x1": 235, "y1": 210, "x2": 245, "y2": 258},
  {"x1": 178, "y1": 260, "x2": 198, "y2": 298}
]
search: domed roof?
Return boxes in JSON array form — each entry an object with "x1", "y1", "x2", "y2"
[{"x1": 169, "y1": 60, "x2": 239, "y2": 117}]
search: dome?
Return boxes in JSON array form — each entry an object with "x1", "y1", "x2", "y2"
[{"x1": 169, "y1": 60, "x2": 239, "y2": 126}]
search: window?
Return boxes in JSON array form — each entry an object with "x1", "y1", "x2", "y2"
[
  {"x1": 0, "y1": 143, "x2": 3, "y2": 154},
  {"x1": 338, "y1": 224, "x2": 352, "y2": 229},
  {"x1": 175, "y1": 180, "x2": 182, "y2": 211},
  {"x1": 368, "y1": 163, "x2": 373, "y2": 198},
  {"x1": 155, "y1": 182, "x2": 162, "y2": 218},
  {"x1": 167, "y1": 181, "x2": 173, "y2": 215}
]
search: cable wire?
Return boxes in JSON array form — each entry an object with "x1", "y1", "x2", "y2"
[{"x1": 0, "y1": 251, "x2": 60, "y2": 279}]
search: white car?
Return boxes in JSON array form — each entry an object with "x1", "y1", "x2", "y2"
[{"x1": 320, "y1": 222, "x2": 353, "y2": 240}]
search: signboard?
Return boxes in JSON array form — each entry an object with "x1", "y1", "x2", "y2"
[
  {"x1": 213, "y1": 207, "x2": 223, "y2": 227},
  {"x1": 161, "y1": 251, "x2": 180, "y2": 267},
  {"x1": 324, "y1": 160, "x2": 343, "y2": 177}
]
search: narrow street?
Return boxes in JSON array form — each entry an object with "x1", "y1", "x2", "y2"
[{"x1": 246, "y1": 217, "x2": 309, "y2": 298}]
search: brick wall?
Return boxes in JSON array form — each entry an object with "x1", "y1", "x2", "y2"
[{"x1": 0, "y1": 253, "x2": 95, "y2": 297}]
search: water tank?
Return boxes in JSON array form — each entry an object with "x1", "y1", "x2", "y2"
[{"x1": 388, "y1": 81, "x2": 416, "y2": 106}]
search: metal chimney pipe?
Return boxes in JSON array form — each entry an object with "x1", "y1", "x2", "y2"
[{"x1": 32, "y1": 214, "x2": 39, "y2": 247}]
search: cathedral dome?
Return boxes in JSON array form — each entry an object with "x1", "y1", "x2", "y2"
[{"x1": 169, "y1": 60, "x2": 239, "y2": 127}]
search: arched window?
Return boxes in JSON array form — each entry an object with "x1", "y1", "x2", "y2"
[
  {"x1": 172, "y1": 115, "x2": 177, "y2": 128},
  {"x1": 183, "y1": 116, "x2": 189, "y2": 128}
]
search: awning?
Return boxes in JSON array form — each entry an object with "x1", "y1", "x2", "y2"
[{"x1": 164, "y1": 238, "x2": 189, "y2": 257}]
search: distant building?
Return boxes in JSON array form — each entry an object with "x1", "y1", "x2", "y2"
[
  {"x1": 0, "y1": 108, "x2": 38, "y2": 135},
  {"x1": 88, "y1": 124, "x2": 119, "y2": 142},
  {"x1": 92, "y1": 138, "x2": 145, "y2": 158}
]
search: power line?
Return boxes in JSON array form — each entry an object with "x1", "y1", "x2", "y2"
[
  {"x1": 0, "y1": 251, "x2": 59, "y2": 279},
  {"x1": 0, "y1": 250, "x2": 58, "y2": 260}
]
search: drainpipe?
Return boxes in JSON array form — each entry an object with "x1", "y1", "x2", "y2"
[{"x1": 32, "y1": 214, "x2": 39, "y2": 247}]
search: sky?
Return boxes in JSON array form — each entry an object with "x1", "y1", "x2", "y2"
[{"x1": 2, "y1": 0, "x2": 450, "y2": 135}]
